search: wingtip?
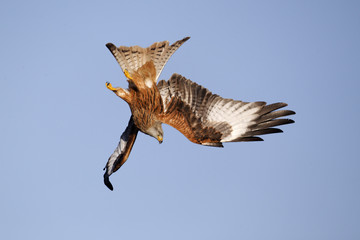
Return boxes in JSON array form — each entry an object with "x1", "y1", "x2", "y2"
[
  {"x1": 104, "y1": 173, "x2": 114, "y2": 191},
  {"x1": 289, "y1": 110, "x2": 296, "y2": 116},
  {"x1": 288, "y1": 119, "x2": 295, "y2": 124}
]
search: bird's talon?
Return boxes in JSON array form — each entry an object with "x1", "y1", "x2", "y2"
[
  {"x1": 124, "y1": 69, "x2": 133, "y2": 80},
  {"x1": 106, "y1": 82, "x2": 116, "y2": 91}
]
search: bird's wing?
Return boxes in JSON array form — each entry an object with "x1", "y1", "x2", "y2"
[
  {"x1": 106, "y1": 37, "x2": 190, "y2": 82},
  {"x1": 103, "y1": 116, "x2": 139, "y2": 190},
  {"x1": 157, "y1": 74, "x2": 295, "y2": 147}
]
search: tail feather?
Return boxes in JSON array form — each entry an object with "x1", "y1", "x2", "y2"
[{"x1": 106, "y1": 37, "x2": 190, "y2": 82}]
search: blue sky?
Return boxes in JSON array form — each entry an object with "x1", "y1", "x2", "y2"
[{"x1": 1, "y1": 0, "x2": 359, "y2": 239}]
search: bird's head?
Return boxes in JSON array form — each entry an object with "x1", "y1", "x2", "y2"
[{"x1": 145, "y1": 122, "x2": 163, "y2": 144}]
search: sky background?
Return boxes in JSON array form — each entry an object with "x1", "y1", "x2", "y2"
[{"x1": 1, "y1": 0, "x2": 359, "y2": 239}]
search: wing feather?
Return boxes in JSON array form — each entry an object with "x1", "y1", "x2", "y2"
[
  {"x1": 158, "y1": 74, "x2": 295, "y2": 146},
  {"x1": 103, "y1": 116, "x2": 139, "y2": 190}
]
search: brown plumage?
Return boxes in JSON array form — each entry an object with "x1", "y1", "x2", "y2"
[{"x1": 103, "y1": 37, "x2": 295, "y2": 190}]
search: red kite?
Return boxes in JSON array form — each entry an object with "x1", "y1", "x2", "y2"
[{"x1": 103, "y1": 37, "x2": 295, "y2": 190}]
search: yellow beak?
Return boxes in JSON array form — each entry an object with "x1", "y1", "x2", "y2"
[{"x1": 157, "y1": 135, "x2": 163, "y2": 144}]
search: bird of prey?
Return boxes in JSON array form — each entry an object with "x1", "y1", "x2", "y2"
[{"x1": 103, "y1": 37, "x2": 295, "y2": 190}]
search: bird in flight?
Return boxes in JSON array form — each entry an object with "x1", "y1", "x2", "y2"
[{"x1": 103, "y1": 37, "x2": 295, "y2": 190}]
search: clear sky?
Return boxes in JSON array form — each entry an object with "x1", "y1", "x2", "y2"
[{"x1": 1, "y1": 0, "x2": 359, "y2": 239}]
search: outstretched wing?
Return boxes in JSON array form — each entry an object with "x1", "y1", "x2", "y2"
[
  {"x1": 103, "y1": 116, "x2": 139, "y2": 190},
  {"x1": 106, "y1": 37, "x2": 190, "y2": 82},
  {"x1": 157, "y1": 74, "x2": 295, "y2": 147}
]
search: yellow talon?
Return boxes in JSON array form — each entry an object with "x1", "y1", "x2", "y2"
[
  {"x1": 106, "y1": 82, "x2": 117, "y2": 91},
  {"x1": 124, "y1": 69, "x2": 133, "y2": 80}
]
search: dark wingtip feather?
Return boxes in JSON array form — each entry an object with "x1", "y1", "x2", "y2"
[
  {"x1": 232, "y1": 136, "x2": 264, "y2": 142},
  {"x1": 288, "y1": 110, "x2": 296, "y2": 116},
  {"x1": 287, "y1": 119, "x2": 295, "y2": 124},
  {"x1": 104, "y1": 173, "x2": 114, "y2": 191},
  {"x1": 252, "y1": 128, "x2": 283, "y2": 136},
  {"x1": 281, "y1": 110, "x2": 296, "y2": 117},
  {"x1": 260, "y1": 102, "x2": 288, "y2": 115},
  {"x1": 256, "y1": 118, "x2": 295, "y2": 129}
]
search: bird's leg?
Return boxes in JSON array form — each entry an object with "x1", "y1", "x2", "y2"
[{"x1": 105, "y1": 82, "x2": 131, "y2": 103}]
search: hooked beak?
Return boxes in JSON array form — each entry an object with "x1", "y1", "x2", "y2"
[{"x1": 157, "y1": 135, "x2": 163, "y2": 144}]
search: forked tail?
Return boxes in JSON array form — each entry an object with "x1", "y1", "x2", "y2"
[{"x1": 106, "y1": 37, "x2": 190, "y2": 82}]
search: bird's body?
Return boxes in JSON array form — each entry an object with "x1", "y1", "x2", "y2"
[
  {"x1": 103, "y1": 37, "x2": 295, "y2": 190},
  {"x1": 116, "y1": 61, "x2": 164, "y2": 138}
]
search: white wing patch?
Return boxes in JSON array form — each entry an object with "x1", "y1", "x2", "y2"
[{"x1": 205, "y1": 101, "x2": 263, "y2": 142}]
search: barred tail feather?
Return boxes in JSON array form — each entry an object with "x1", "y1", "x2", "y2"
[{"x1": 106, "y1": 37, "x2": 190, "y2": 82}]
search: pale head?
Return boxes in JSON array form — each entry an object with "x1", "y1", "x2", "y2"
[{"x1": 144, "y1": 122, "x2": 164, "y2": 144}]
